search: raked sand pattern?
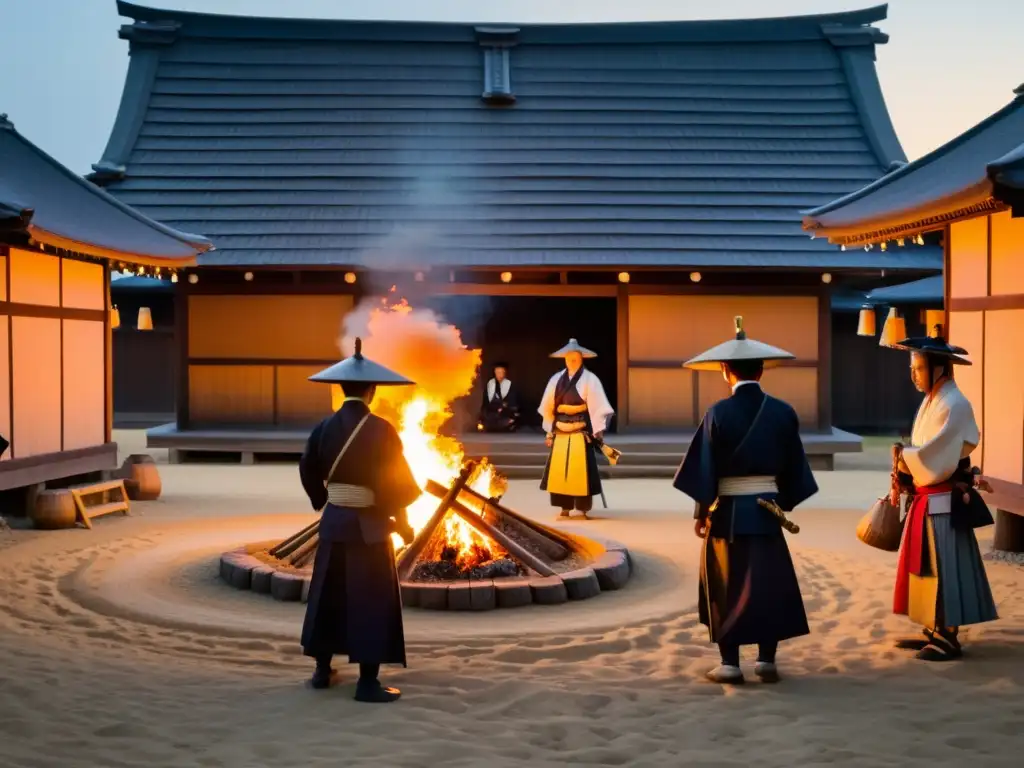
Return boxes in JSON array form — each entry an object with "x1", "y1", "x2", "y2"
[{"x1": 0, "y1": 433, "x2": 1022, "y2": 768}]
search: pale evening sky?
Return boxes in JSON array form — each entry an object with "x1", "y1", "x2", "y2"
[{"x1": 0, "y1": 0, "x2": 1019, "y2": 175}]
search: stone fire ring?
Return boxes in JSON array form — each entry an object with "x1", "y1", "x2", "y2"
[{"x1": 219, "y1": 535, "x2": 633, "y2": 611}]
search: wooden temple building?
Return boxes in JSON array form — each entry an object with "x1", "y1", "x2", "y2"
[
  {"x1": 0, "y1": 113, "x2": 206, "y2": 495},
  {"x1": 803, "y1": 84, "x2": 1024, "y2": 549},
  {"x1": 91, "y1": 2, "x2": 941, "y2": 468}
]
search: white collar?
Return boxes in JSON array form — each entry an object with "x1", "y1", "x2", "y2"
[{"x1": 731, "y1": 380, "x2": 761, "y2": 395}]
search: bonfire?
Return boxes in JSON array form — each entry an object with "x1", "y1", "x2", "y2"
[{"x1": 273, "y1": 291, "x2": 503, "y2": 577}]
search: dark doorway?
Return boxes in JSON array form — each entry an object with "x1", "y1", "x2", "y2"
[{"x1": 428, "y1": 296, "x2": 618, "y2": 432}]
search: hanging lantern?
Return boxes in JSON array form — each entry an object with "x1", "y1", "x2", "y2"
[
  {"x1": 110, "y1": 305, "x2": 121, "y2": 330},
  {"x1": 617, "y1": 271, "x2": 630, "y2": 283},
  {"x1": 344, "y1": 272, "x2": 357, "y2": 284},
  {"x1": 879, "y1": 307, "x2": 907, "y2": 347},
  {"x1": 856, "y1": 305, "x2": 876, "y2": 337},
  {"x1": 500, "y1": 271, "x2": 512, "y2": 283},
  {"x1": 170, "y1": 273, "x2": 178, "y2": 283},
  {"x1": 137, "y1": 306, "x2": 154, "y2": 332}
]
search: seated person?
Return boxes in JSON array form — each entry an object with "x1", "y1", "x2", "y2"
[{"x1": 478, "y1": 363, "x2": 520, "y2": 432}]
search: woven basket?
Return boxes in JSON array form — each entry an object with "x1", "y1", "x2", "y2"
[{"x1": 856, "y1": 497, "x2": 904, "y2": 552}]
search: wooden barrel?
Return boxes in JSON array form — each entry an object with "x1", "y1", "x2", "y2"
[
  {"x1": 32, "y1": 490, "x2": 77, "y2": 530},
  {"x1": 121, "y1": 454, "x2": 162, "y2": 501}
]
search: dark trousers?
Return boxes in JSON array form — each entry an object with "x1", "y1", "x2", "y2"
[
  {"x1": 317, "y1": 655, "x2": 380, "y2": 684},
  {"x1": 718, "y1": 641, "x2": 777, "y2": 667}
]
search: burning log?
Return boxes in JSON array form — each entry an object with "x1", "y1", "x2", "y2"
[
  {"x1": 423, "y1": 478, "x2": 569, "y2": 562},
  {"x1": 269, "y1": 519, "x2": 319, "y2": 559},
  {"x1": 446, "y1": 497, "x2": 557, "y2": 578},
  {"x1": 396, "y1": 461, "x2": 477, "y2": 580},
  {"x1": 455, "y1": 484, "x2": 581, "y2": 554}
]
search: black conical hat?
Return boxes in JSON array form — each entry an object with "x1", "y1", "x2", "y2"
[
  {"x1": 892, "y1": 324, "x2": 972, "y2": 365},
  {"x1": 308, "y1": 338, "x2": 416, "y2": 385}
]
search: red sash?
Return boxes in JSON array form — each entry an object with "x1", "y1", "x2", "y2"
[{"x1": 893, "y1": 482, "x2": 952, "y2": 615}]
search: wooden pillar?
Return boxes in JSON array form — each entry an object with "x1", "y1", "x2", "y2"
[
  {"x1": 103, "y1": 261, "x2": 113, "y2": 444},
  {"x1": 175, "y1": 273, "x2": 190, "y2": 429},
  {"x1": 816, "y1": 285, "x2": 832, "y2": 432},
  {"x1": 616, "y1": 283, "x2": 629, "y2": 431}
]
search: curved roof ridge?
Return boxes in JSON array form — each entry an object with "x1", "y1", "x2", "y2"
[
  {"x1": 1, "y1": 116, "x2": 210, "y2": 263},
  {"x1": 803, "y1": 93, "x2": 1024, "y2": 220},
  {"x1": 116, "y1": 0, "x2": 888, "y2": 41}
]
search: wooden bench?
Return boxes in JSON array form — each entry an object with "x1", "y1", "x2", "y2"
[{"x1": 70, "y1": 479, "x2": 131, "y2": 529}]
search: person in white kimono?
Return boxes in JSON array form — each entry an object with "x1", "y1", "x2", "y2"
[
  {"x1": 478, "y1": 363, "x2": 520, "y2": 432},
  {"x1": 890, "y1": 328, "x2": 997, "y2": 662},
  {"x1": 538, "y1": 339, "x2": 614, "y2": 519}
]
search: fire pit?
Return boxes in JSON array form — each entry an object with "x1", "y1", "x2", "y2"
[
  {"x1": 217, "y1": 293, "x2": 632, "y2": 609},
  {"x1": 220, "y1": 461, "x2": 632, "y2": 610}
]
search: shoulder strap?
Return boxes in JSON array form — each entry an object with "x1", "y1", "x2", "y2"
[
  {"x1": 323, "y1": 414, "x2": 370, "y2": 488},
  {"x1": 728, "y1": 394, "x2": 770, "y2": 465}
]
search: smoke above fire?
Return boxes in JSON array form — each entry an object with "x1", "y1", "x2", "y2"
[{"x1": 337, "y1": 295, "x2": 482, "y2": 430}]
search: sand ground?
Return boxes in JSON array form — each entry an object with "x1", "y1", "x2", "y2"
[{"x1": 0, "y1": 430, "x2": 1021, "y2": 768}]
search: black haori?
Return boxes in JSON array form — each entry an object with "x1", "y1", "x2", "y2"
[
  {"x1": 301, "y1": 514, "x2": 407, "y2": 667},
  {"x1": 699, "y1": 530, "x2": 809, "y2": 646}
]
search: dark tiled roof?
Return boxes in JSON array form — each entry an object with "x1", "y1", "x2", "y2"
[
  {"x1": 803, "y1": 90, "x2": 1024, "y2": 243},
  {"x1": 866, "y1": 274, "x2": 943, "y2": 305},
  {"x1": 0, "y1": 114, "x2": 207, "y2": 265},
  {"x1": 91, "y1": 2, "x2": 927, "y2": 271}
]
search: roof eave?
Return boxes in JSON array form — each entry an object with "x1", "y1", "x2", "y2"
[
  {"x1": 804, "y1": 180, "x2": 1004, "y2": 246},
  {"x1": 26, "y1": 225, "x2": 198, "y2": 268}
]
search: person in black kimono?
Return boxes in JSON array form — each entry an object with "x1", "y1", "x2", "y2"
[
  {"x1": 478, "y1": 362, "x2": 521, "y2": 432},
  {"x1": 673, "y1": 317, "x2": 818, "y2": 685},
  {"x1": 299, "y1": 338, "x2": 421, "y2": 702}
]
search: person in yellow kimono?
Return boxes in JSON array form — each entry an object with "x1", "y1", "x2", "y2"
[
  {"x1": 890, "y1": 327, "x2": 997, "y2": 662},
  {"x1": 538, "y1": 339, "x2": 614, "y2": 519}
]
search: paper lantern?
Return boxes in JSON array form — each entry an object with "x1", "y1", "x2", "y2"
[
  {"x1": 879, "y1": 307, "x2": 906, "y2": 348},
  {"x1": 500, "y1": 271, "x2": 512, "y2": 283},
  {"x1": 137, "y1": 306, "x2": 154, "y2": 332},
  {"x1": 857, "y1": 306, "x2": 876, "y2": 337},
  {"x1": 617, "y1": 271, "x2": 630, "y2": 283},
  {"x1": 110, "y1": 305, "x2": 121, "y2": 330},
  {"x1": 690, "y1": 271, "x2": 702, "y2": 283}
]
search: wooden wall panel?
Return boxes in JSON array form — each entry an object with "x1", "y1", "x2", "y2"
[
  {"x1": 9, "y1": 249, "x2": 60, "y2": 307},
  {"x1": 0, "y1": 255, "x2": 7, "y2": 301},
  {"x1": 276, "y1": 365, "x2": 331, "y2": 426},
  {"x1": 628, "y1": 295, "x2": 818, "y2": 362},
  {"x1": 60, "y1": 259, "x2": 106, "y2": 310},
  {"x1": 761, "y1": 368, "x2": 819, "y2": 427},
  {"x1": 989, "y1": 211, "x2": 1024, "y2": 296},
  {"x1": 698, "y1": 370, "x2": 730, "y2": 417},
  {"x1": 62, "y1": 320, "x2": 106, "y2": 450},
  {"x1": 12, "y1": 316, "x2": 61, "y2": 457},
  {"x1": 949, "y1": 217, "x2": 989, "y2": 299},
  {"x1": 948, "y1": 310, "x2": 984, "y2": 466},
  {"x1": 627, "y1": 368, "x2": 694, "y2": 428},
  {"x1": 982, "y1": 310, "x2": 1024, "y2": 484},
  {"x1": 188, "y1": 295, "x2": 354, "y2": 360},
  {"x1": 189, "y1": 365, "x2": 274, "y2": 424},
  {"x1": 0, "y1": 315, "x2": 8, "y2": 460}
]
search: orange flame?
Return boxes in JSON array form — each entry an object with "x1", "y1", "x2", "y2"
[{"x1": 337, "y1": 295, "x2": 505, "y2": 565}]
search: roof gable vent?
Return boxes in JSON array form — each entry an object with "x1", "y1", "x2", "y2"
[{"x1": 475, "y1": 27, "x2": 519, "y2": 105}]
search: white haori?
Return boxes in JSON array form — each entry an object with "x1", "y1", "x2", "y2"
[
  {"x1": 538, "y1": 368, "x2": 614, "y2": 434},
  {"x1": 903, "y1": 379, "x2": 980, "y2": 514},
  {"x1": 486, "y1": 378, "x2": 511, "y2": 400}
]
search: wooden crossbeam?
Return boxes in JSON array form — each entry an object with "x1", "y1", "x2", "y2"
[
  {"x1": 396, "y1": 462, "x2": 476, "y2": 580},
  {"x1": 70, "y1": 479, "x2": 130, "y2": 529},
  {"x1": 445, "y1": 497, "x2": 557, "y2": 577}
]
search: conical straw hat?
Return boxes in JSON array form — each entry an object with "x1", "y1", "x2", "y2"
[
  {"x1": 308, "y1": 338, "x2": 416, "y2": 385},
  {"x1": 683, "y1": 316, "x2": 796, "y2": 372},
  {"x1": 550, "y1": 338, "x2": 597, "y2": 358}
]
